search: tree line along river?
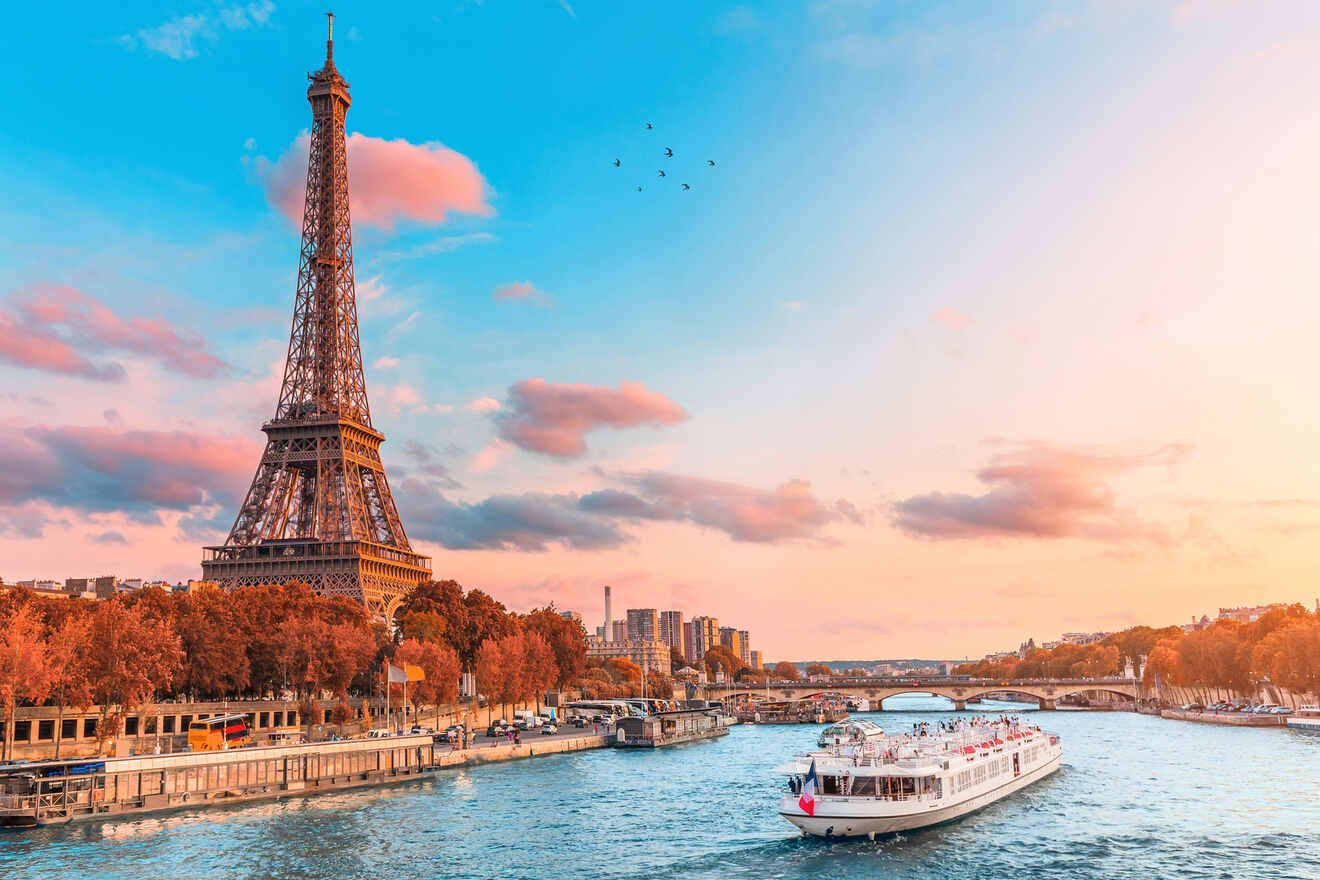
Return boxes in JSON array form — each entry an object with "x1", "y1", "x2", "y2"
[{"x1": 4, "y1": 696, "x2": 1318, "y2": 880}]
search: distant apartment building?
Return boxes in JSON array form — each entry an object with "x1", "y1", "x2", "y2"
[
  {"x1": 596, "y1": 625, "x2": 608, "y2": 640},
  {"x1": 749, "y1": 650, "x2": 762, "y2": 669},
  {"x1": 626, "y1": 608, "x2": 659, "y2": 642},
  {"x1": 659, "y1": 610, "x2": 683, "y2": 651},
  {"x1": 611, "y1": 619, "x2": 628, "y2": 643},
  {"x1": 1217, "y1": 604, "x2": 1285, "y2": 623},
  {"x1": 93, "y1": 576, "x2": 118, "y2": 599},
  {"x1": 689, "y1": 616, "x2": 720, "y2": 661},
  {"x1": 719, "y1": 627, "x2": 743, "y2": 662},
  {"x1": 737, "y1": 630, "x2": 751, "y2": 665},
  {"x1": 1060, "y1": 631, "x2": 1109, "y2": 646},
  {"x1": 559, "y1": 610, "x2": 583, "y2": 624},
  {"x1": 587, "y1": 638, "x2": 672, "y2": 677},
  {"x1": 64, "y1": 577, "x2": 88, "y2": 596}
]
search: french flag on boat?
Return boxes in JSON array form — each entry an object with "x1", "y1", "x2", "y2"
[{"x1": 799, "y1": 759, "x2": 818, "y2": 816}]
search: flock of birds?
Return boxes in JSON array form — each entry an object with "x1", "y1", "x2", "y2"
[{"x1": 613, "y1": 122, "x2": 716, "y2": 193}]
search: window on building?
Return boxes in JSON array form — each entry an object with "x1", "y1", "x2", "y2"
[
  {"x1": 13, "y1": 720, "x2": 31, "y2": 742},
  {"x1": 323, "y1": 709, "x2": 332, "y2": 724},
  {"x1": 37, "y1": 720, "x2": 54, "y2": 740},
  {"x1": 163, "y1": 716, "x2": 175, "y2": 734},
  {"x1": 83, "y1": 718, "x2": 96, "y2": 738},
  {"x1": 61, "y1": 718, "x2": 76, "y2": 740},
  {"x1": 273, "y1": 711, "x2": 283, "y2": 727},
  {"x1": 260, "y1": 712, "x2": 269, "y2": 728},
  {"x1": 181, "y1": 714, "x2": 192, "y2": 730},
  {"x1": 125, "y1": 716, "x2": 140, "y2": 736}
]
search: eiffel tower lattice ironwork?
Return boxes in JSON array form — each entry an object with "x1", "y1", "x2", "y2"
[{"x1": 202, "y1": 16, "x2": 430, "y2": 618}]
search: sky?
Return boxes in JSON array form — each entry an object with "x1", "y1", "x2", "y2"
[{"x1": 3, "y1": 0, "x2": 1320, "y2": 661}]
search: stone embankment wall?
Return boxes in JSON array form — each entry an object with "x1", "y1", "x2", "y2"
[
  {"x1": 8, "y1": 696, "x2": 559, "y2": 763},
  {"x1": 443, "y1": 734, "x2": 608, "y2": 766}
]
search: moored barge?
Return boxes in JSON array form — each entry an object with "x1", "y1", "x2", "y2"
[{"x1": 0, "y1": 733, "x2": 440, "y2": 828}]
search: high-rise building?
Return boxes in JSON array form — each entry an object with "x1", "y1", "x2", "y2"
[
  {"x1": 749, "y1": 650, "x2": 762, "y2": 669},
  {"x1": 682, "y1": 621, "x2": 696, "y2": 661},
  {"x1": 689, "y1": 616, "x2": 720, "y2": 661},
  {"x1": 737, "y1": 630, "x2": 751, "y2": 665},
  {"x1": 659, "y1": 610, "x2": 684, "y2": 651},
  {"x1": 626, "y1": 608, "x2": 659, "y2": 642},
  {"x1": 719, "y1": 627, "x2": 743, "y2": 662},
  {"x1": 612, "y1": 619, "x2": 628, "y2": 643},
  {"x1": 603, "y1": 585, "x2": 612, "y2": 641},
  {"x1": 201, "y1": 18, "x2": 430, "y2": 618}
]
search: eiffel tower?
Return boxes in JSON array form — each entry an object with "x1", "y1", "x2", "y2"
[{"x1": 203, "y1": 16, "x2": 430, "y2": 618}]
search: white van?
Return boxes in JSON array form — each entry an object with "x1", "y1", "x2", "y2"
[{"x1": 514, "y1": 712, "x2": 542, "y2": 730}]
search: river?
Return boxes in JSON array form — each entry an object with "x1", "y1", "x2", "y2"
[{"x1": 5, "y1": 696, "x2": 1319, "y2": 879}]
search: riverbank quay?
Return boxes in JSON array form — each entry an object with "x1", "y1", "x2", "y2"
[
  {"x1": 0, "y1": 731, "x2": 608, "y2": 828},
  {"x1": 1160, "y1": 708, "x2": 1286, "y2": 727}
]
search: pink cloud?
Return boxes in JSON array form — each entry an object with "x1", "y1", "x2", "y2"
[
  {"x1": 493, "y1": 281, "x2": 553, "y2": 306},
  {"x1": 0, "y1": 424, "x2": 258, "y2": 526},
  {"x1": 469, "y1": 397, "x2": 502, "y2": 413},
  {"x1": 0, "y1": 284, "x2": 227, "y2": 381},
  {"x1": 498, "y1": 379, "x2": 688, "y2": 458},
  {"x1": 931, "y1": 306, "x2": 973, "y2": 329},
  {"x1": 258, "y1": 132, "x2": 492, "y2": 230},
  {"x1": 582, "y1": 471, "x2": 862, "y2": 543},
  {"x1": 893, "y1": 443, "x2": 1192, "y2": 542}
]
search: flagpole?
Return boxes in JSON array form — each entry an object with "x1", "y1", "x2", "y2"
[{"x1": 385, "y1": 664, "x2": 390, "y2": 735}]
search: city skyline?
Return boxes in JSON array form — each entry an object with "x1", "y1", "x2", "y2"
[{"x1": 4, "y1": 2, "x2": 1320, "y2": 660}]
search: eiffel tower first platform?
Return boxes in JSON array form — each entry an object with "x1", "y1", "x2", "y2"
[{"x1": 203, "y1": 16, "x2": 430, "y2": 619}]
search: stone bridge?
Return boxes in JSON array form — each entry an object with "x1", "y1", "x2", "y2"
[{"x1": 700, "y1": 676, "x2": 1140, "y2": 711}]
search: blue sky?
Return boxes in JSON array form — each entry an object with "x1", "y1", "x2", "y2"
[{"x1": 4, "y1": 1, "x2": 1320, "y2": 658}]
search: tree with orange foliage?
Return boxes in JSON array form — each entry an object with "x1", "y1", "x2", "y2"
[
  {"x1": 1143, "y1": 639, "x2": 1183, "y2": 698},
  {"x1": 521, "y1": 631, "x2": 557, "y2": 712},
  {"x1": 395, "y1": 638, "x2": 462, "y2": 727},
  {"x1": 47, "y1": 614, "x2": 93, "y2": 759},
  {"x1": 85, "y1": 599, "x2": 182, "y2": 754},
  {"x1": 475, "y1": 634, "x2": 524, "y2": 724},
  {"x1": 772, "y1": 661, "x2": 801, "y2": 681},
  {"x1": 0, "y1": 605, "x2": 53, "y2": 761}
]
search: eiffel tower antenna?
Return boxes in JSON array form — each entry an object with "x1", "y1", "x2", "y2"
[{"x1": 203, "y1": 18, "x2": 431, "y2": 619}]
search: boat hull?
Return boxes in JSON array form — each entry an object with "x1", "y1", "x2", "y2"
[
  {"x1": 1286, "y1": 717, "x2": 1320, "y2": 733},
  {"x1": 779, "y1": 752, "x2": 1061, "y2": 839}
]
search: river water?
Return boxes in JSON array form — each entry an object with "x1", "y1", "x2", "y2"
[{"x1": 6, "y1": 696, "x2": 1319, "y2": 879}]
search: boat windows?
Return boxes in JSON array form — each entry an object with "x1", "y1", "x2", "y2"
[
  {"x1": 851, "y1": 776, "x2": 877, "y2": 797},
  {"x1": 822, "y1": 775, "x2": 842, "y2": 795}
]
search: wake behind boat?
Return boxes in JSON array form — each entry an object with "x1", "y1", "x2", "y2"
[{"x1": 777, "y1": 717, "x2": 1061, "y2": 839}]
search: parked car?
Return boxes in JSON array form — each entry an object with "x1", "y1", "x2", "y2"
[
  {"x1": 410, "y1": 726, "x2": 435, "y2": 736},
  {"x1": 486, "y1": 722, "x2": 509, "y2": 737},
  {"x1": 1180, "y1": 703, "x2": 1203, "y2": 711},
  {"x1": 1271, "y1": 706, "x2": 1293, "y2": 715},
  {"x1": 571, "y1": 716, "x2": 588, "y2": 728},
  {"x1": 541, "y1": 722, "x2": 558, "y2": 735}
]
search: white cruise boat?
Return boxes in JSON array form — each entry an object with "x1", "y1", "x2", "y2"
[
  {"x1": 1286, "y1": 705, "x2": 1320, "y2": 733},
  {"x1": 777, "y1": 718, "x2": 1062, "y2": 839}
]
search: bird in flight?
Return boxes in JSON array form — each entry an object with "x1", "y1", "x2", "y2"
[
  {"x1": 664, "y1": 147, "x2": 674, "y2": 158},
  {"x1": 613, "y1": 158, "x2": 621, "y2": 167},
  {"x1": 681, "y1": 183, "x2": 691, "y2": 191},
  {"x1": 707, "y1": 159, "x2": 716, "y2": 166},
  {"x1": 658, "y1": 169, "x2": 666, "y2": 178},
  {"x1": 645, "y1": 122, "x2": 653, "y2": 130},
  {"x1": 637, "y1": 185, "x2": 643, "y2": 192}
]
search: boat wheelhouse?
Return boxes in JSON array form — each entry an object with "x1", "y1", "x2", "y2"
[
  {"x1": 777, "y1": 718, "x2": 1061, "y2": 839},
  {"x1": 817, "y1": 718, "x2": 887, "y2": 748}
]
